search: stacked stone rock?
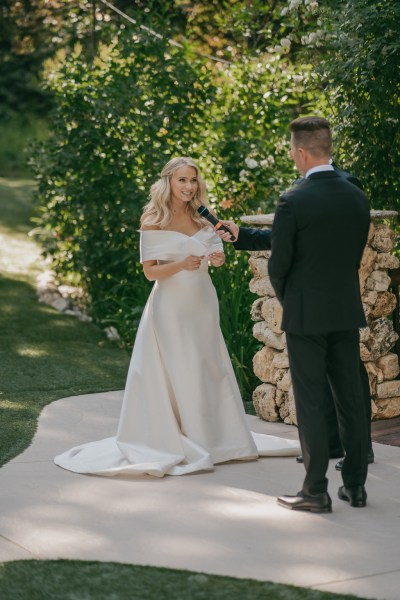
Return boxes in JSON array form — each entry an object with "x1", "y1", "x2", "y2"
[{"x1": 242, "y1": 211, "x2": 400, "y2": 425}]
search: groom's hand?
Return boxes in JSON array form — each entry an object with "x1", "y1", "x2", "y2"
[{"x1": 217, "y1": 220, "x2": 239, "y2": 242}]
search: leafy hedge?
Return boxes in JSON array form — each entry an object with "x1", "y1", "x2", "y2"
[{"x1": 321, "y1": 0, "x2": 400, "y2": 211}]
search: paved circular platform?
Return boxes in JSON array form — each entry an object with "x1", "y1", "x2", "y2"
[{"x1": 1, "y1": 390, "x2": 399, "y2": 600}]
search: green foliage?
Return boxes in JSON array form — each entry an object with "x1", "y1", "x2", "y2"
[
  {"x1": 211, "y1": 57, "x2": 321, "y2": 215},
  {"x1": 318, "y1": 0, "x2": 400, "y2": 210},
  {"x1": 0, "y1": 0, "x2": 201, "y2": 119},
  {"x1": 181, "y1": 0, "x2": 296, "y2": 57},
  {"x1": 259, "y1": 0, "x2": 400, "y2": 211},
  {"x1": 211, "y1": 246, "x2": 260, "y2": 406},
  {"x1": 0, "y1": 0, "x2": 126, "y2": 118}
]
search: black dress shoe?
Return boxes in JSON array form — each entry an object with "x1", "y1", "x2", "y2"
[
  {"x1": 335, "y1": 457, "x2": 344, "y2": 470},
  {"x1": 277, "y1": 491, "x2": 332, "y2": 513},
  {"x1": 338, "y1": 485, "x2": 367, "y2": 507},
  {"x1": 335, "y1": 450, "x2": 375, "y2": 471},
  {"x1": 296, "y1": 455, "x2": 304, "y2": 463}
]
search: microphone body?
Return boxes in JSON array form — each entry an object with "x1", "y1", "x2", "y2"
[{"x1": 197, "y1": 205, "x2": 236, "y2": 241}]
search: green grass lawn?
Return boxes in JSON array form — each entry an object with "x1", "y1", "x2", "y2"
[
  {"x1": 0, "y1": 177, "x2": 130, "y2": 467},
  {"x1": 0, "y1": 560, "x2": 370, "y2": 600},
  {"x1": 0, "y1": 178, "x2": 372, "y2": 600}
]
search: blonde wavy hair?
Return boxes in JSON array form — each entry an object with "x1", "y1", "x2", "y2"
[{"x1": 140, "y1": 157, "x2": 210, "y2": 229}]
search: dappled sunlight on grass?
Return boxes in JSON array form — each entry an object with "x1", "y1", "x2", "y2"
[
  {"x1": 15, "y1": 346, "x2": 49, "y2": 358},
  {"x1": 0, "y1": 277, "x2": 129, "y2": 393},
  {"x1": 0, "y1": 178, "x2": 38, "y2": 235},
  {"x1": 0, "y1": 177, "x2": 35, "y2": 189},
  {"x1": 0, "y1": 178, "x2": 44, "y2": 278},
  {"x1": 0, "y1": 400, "x2": 33, "y2": 410},
  {"x1": 0, "y1": 231, "x2": 43, "y2": 276}
]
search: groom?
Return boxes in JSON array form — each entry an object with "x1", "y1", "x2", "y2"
[
  {"x1": 291, "y1": 162, "x2": 374, "y2": 470},
  {"x1": 221, "y1": 116, "x2": 370, "y2": 512},
  {"x1": 221, "y1": 147, "x2": 374, "y2": 471}
]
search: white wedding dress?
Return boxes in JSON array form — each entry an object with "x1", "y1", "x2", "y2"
[{"x1": 55, "y1": 227, "x2": 299, "y2": 477}]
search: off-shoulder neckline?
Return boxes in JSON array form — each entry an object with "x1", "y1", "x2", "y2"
[{"x1": 140, "y1": 228, "x2": 207, "y2": 239}]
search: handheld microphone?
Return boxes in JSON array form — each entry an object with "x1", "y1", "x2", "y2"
[{"x1": 197, "y1": 205, "x2": 236, "y2": 241}]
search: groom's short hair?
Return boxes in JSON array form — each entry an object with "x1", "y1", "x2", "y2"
[{"x1": 290, "y1": 116, "x2": 332, "y2": 158}]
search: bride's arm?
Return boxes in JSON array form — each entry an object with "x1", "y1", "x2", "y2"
[{"x1": 142, "y1": 256, "x2": 204, "y2": 281}]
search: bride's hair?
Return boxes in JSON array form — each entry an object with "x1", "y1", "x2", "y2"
[{"x1": 140, "y1": 157, "x2": 210, "y2": 229}]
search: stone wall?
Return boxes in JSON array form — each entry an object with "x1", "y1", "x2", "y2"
[{"x1": 243, "y1": 211, "x2": 400, "y2": 425}]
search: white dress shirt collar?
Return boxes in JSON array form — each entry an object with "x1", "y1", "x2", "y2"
[{"x1": 305, "y1": 164, "x2": 334, "y2": 178}]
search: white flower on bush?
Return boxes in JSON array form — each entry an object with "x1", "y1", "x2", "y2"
[
  {"x1": 105, "y1": 326, "x2": 120, "y2": 341},
  {"x1": 239, "y1": 169, "x2": 250, "y2": 181},
  {"x1": 289, "y1": 0, "x2": 302, "y2": 10},
  {"x1": 280, "y1": 38, "x2": 291, "y2": 52},
  {"x1": 301, "y1": 32, "x2": 320, "y2": 46},
  {"x1": 260, "y1": 155, "x2": 275, "y2": 168},
  {"x1": 274, "y1": 44, "x2": 284, "y2": 54},
  {"x1": 275, "y1": 140, "x2": 288, "y2": 153},
  {"x1": 245, "y1": 157, "x2": 258, "y2": 169}
]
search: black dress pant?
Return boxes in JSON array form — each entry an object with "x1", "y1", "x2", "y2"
[
  {"x1": 325, "y1": 360, "x2": 372, "y2": 454},
  {"x1": 287, "y1": 329, "x2": 369, "y2": 495}
]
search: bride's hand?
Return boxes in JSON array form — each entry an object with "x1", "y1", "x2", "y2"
[
  {"x1": 182, "y1": 255, "x2": 204, "y2": 271},
  {"x1": 209, "y1": 252, "x2": 225, "y2": 267}
]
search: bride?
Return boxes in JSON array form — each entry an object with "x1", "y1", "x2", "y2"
[{"x1": 55, "y1": 157, "x2": 299, "y2": 477}]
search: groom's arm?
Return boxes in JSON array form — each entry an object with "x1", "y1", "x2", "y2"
[
  {"x1": 218, "y1": 221, "x2": 272, "y2": 250},
  {"x1": 233, "y1": 227, "x2": 272, "y2": 251},
  {"x1": 268, "y1": 197, "x2": 296, "y2": 303}
]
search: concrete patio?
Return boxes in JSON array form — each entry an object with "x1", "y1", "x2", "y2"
[{"x1": 1, "y1": 390, "x2": 399, "y2": 599}]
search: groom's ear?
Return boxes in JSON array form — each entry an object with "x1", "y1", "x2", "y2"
[
  {"x1": 297, "y1": 147, "x2": 307, "y2": 160},
  {"x1": 295, "y1": 146, "x2": 308, "y2": 171}
]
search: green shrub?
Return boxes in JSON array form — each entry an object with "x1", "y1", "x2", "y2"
[
  {"x1": 319, "y1": 0, "x2": 400, "y2": 210},
  {"x1": 210, "y1": 245, "x2": 260, "y2": 407},
  {"x1": 210, "y1": 56, "x2": 321, "y2": 215}
]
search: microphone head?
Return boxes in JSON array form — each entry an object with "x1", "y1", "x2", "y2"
[{"x1": 197, "y1": 205, "x2": 209, "y2": 217}]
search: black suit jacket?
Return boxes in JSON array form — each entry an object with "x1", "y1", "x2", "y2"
[
  {"x1": 268, "y1": 171, "x2": 370, "y2": 334},
  {"x1": 292, "y1": 163, "x2": 363, "y2": 190},
  {"x1": 234, "y1": 164, "x2": 362, "y2": 253},
  {"x1": 234, "y1": 226, "x2": 272, "y2": 251},
  {"x1": 331, "y1": 162, "x2": 364, "y2": 190}
]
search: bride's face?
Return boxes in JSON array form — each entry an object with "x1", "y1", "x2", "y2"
[{"x1": 170, "y1": 166, "x2": 198, "y2": 205}]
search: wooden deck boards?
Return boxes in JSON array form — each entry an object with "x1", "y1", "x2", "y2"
[{"x1": 371, "y1": 416, "x2": 400, "y2": 447}]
